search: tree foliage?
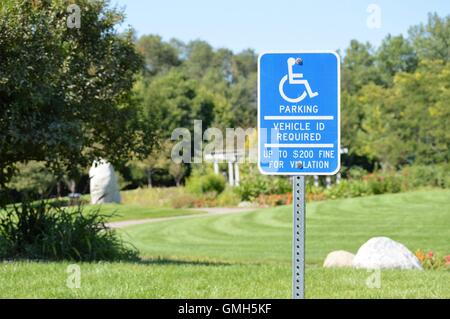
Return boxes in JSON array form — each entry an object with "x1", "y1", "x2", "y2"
[
  {"x1": 0, "y1": 0, "x2": 156, "y2": 189},
  {"x1": 342, "y1": 13, "x2": 450, "y2": 170},
  {"x1": 1, "y1": 3, "x2": 448, "y2": 193}
]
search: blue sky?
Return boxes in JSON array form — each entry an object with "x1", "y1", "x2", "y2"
[{"x1": 112, "y1": 0, "x2": 450, "y2": 54}]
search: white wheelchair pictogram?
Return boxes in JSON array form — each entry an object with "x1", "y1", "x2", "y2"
[{"x1": 279, "y1": 57, "x2": 319, "y2": 103}]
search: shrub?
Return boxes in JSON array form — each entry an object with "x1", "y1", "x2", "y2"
[
  {"x1": 415, "y1": 250, "x2": 449, "y2": 270},
  {"x1": 121, "y1": 187, "x2": 185, "y2": 207},
  {"x1": 384, "y1": 174, "x2": 403, "y2": 193},
  {"x1": 235, "y1": 175, "x2": 267, "y2": 201},
  {"x1": 266, "y1": 177, "x2": 291, "y2": 195},
  {"x1": 325, "y1": 180, "x2": 372, "y2": 199},
  {"x1": 365, "y1": 173, "x2": 402, "y2": 194},
  {"x1": 186, "y1": 173, "x2": 226, "y2": 195},
  {"x1": 401, "y1": 164, "x2": 449, "y2": 189},
  {"x1": 256, "y1": 193, "x2": 291, "y2": 207},
  {"x1": 191, "y1": 192, "x2": 219, "y2": 208},
  {"x1": 168, "y1": 192, "x2": 198, "y2": 209},
  {"x1": 6, "y1": 161, "x2": 56, "y2": 196},
  {"x1": 0, "y1": 236, "x2": 8, "y2": 258},
  {"x1": 169, "y1": 191, "x2": 220, "y2": 208},
  {"x1": 346, "y1": 166, "x2": 368, "y2": 180},
  {"x1": 305, "y1": 185, "x2": 327, "y2": 202},
  {"x1": 0, "y1": 201, "x2": 138, "y2": 261},
  {"x1": 216, "y1": 187, "x2": 242, "y2": 207},
  {"x1": 235, "y1": 175, "x2": 290, "y2": 201}
]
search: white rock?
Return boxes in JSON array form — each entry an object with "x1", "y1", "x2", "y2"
[
  {"x1": 89, "y1": 160, "x2": 121, "y2": 204},
  {"x1": 323, "y1": 250, "x2": 355, "y2": 268},
  {"x1": 353, "y1": 237, "x2": 422, "y2": 270},
  {"x1": 238, "y1": 201, "x2": 258, "y2": 208}
]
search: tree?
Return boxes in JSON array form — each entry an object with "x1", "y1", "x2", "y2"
[
  {"x1": 355, "y1": 84, "x2": 409, "y2": 170},
  {"x1": 340, "y1": 40, "x2": 380, "y2": 166},
  {"x1": 376, "y1": 34, "x2": 418, "y2": 86},
  {"x1": 356, "y1": 60, "x2": 450, "y2": 169},
  {"x1": 183, "y1": 40, "x2": 215, "y2": 79},
  {"x1": 409, "y1": 13, "x2": 450, "y2": 63},
  {"x1": 136, "y1": 34, "x2": 180, "y2": 77},
  {"x1": 137, "y1": 69, "x2": 216, "y2": 136},
  {"x1": 0, "y1": 0, "x2": 156, "y2": 192},
  {"x1": 168, "y1": 162, "x2": 188, "y2": 187},
  {"x1": 342, "y1": 40, "x2": 381, "y2": 94},
  {"x1": 228, "y1": 49, "x2": 258, "y2": 128},
  {"x1": 392, "y1": 60, "x2": 450, "y2": 165},
  {"x1": 130, "y1": 150, "x2": 166, "y2": 188},
  {"x1": 7, "y1": 161, "x2": 57, "y2": 196}
]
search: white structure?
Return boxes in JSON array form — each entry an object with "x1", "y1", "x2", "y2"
[
  {"x1": 228, "y1": 161, "x2": 235, "y2": 186},
  {"x1": 326, "y1": 176, "x2": 332, "y2": 189},
  {"x1": 323, "y1": 251, "x2": 355, "y2": 268},
  {"x1": 205, "y1": 150, "x2": 245, "y2": 186},
  {"x1": 313, "y1": 147, "x2": 349, "y2": 187},
  {"x1": 353, "y1": 237, "x2": 423, "y2": 270},
  {"x1": 234, "y1": 162, "x2": 240, "y2": 187},
  {"x1": 89, "y1": 160, "x2": 121, "y2": 204},
  {"x1": 313, "y1": 175, "x2": 319, "y2": 187}
]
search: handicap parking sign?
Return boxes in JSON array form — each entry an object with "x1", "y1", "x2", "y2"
[{"x1": 258, "y1": 51, "x2": 340, "y2": 175}]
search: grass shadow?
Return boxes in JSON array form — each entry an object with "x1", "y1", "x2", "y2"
[{"x1": 134, "y1": 257, "x2": 236, "y2": 267}]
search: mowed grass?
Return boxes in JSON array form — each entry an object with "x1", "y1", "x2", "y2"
[
  {"x1": 86, "y1": 204, "x2": 204, "y2": 222},
  {"x1": 1, "y1": 262, "x2": 447, "y2": 299},
  {"x1": 0, "y1": 199, "x2": 203, "y2": 223},
  {"x1": 124, "y1": 189, "x2": 449, "y2": 264},
  {"x1": 0, "y1": 189, "x2": 448, "y2": 298}
]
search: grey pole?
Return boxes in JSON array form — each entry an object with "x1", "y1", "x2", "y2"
[{"x1": 293, "y1": 176, "x2": 305, "y2": 299}]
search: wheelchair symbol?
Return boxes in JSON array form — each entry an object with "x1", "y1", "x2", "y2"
[{"x1": 279, "y1": 58, "x2": 319, "y2": 103}]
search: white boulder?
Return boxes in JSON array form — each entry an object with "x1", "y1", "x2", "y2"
[
  {"x1": 353, "y1": 237, "x2": 422, "y2": 270},
  {"x1": 323, "y1": 250, "x2": 355, "y2": 268},
  {"x1": 89, "y1": 160, "x2": 121, "y2": 204},
  {"x1": 238, "y1": 201, "x2": 258, "y2": 208}
]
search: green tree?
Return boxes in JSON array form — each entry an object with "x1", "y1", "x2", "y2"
[
  {"x1": 7, "y1": 161, "x2": 56, "y2": 196},
  {"x1": 356, "y1": 60, "x2": 450, "y2": 169},
  {"x1": 340, "y1": 40, "x2": 378, "y2": 167},
  {"x1": 355, "y1": 84, "x2": 409, "y2": 170},
  {"x1": 136, "y1": 34, "x2": 180, "y2": 77},
  {"x1": 376, "y1": 34, "x2": 418, "y2": 86},
  {"x1": 342, "y1": 40, "x2": 381, "y2": 94},
  {"x1": 138, "y1": 69, "x2": 216, "y2": 136},
  {"x1": 228, "y1": 50, "x2": 258, "y2": 128},
  {"x1": 409, "y1": 13, "x2": 450, "y2": 63},
  {"x1": 0, "y1": 0, "x2": 156, "y2": 192},
  {"x1": 168, "y1": 162, "x2": 188, "y2": 187},
  {"x1": 183, "y1": 40, "x2": 215, "y2": 79},
  {"x1": 392, "y1": 60, "x2": 450, "y2": 165}
]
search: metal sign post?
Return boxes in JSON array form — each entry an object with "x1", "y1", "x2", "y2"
[
  {"x1": 293, "y1": 176, "x2": 305, "y2": 299},
  {"x1": 258, "y1": 51, "x2": 340, "y2": 300}
]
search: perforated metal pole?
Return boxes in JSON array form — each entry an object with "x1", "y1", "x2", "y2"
[{"x1": 293, "y1": 176, "x2": 305, "y2": 299}]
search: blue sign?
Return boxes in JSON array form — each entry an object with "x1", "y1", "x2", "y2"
[{"x1": 258, "y1": 51, "x2": 340, "y2": 175}]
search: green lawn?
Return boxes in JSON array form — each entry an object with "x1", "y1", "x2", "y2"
[
  {"x1": 124, "y1": 189, "x2": 449, "y2": 263},
  {"x1": 86, "y1": 204, "x2": 204, "y2": 222},
  {"x1": 0, "y1": 199, "x2": 204, "y2": 223},
  {"x1": 1, "y1": 262, "x2": 447, "y2": 299},
  {"x1": 0, "y1": 189, "x2": 449, "y2": 298}
]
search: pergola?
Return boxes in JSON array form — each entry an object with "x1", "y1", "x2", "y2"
[
  {"x1": 205, "y1": 147, "x2": 348, "y2": 188},
  {"x1": 313, "y1": 147, "x2": 349, "y2": 188},
  {"x1": 204, "y1": 150, "x2": 246, "y2": 186}
]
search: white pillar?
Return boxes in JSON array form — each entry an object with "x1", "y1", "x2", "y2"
[
  {"x1": 326, "y1": 176, "x2": 332, "y2": 189},
  {"x1": 314, "y1": 175, "x2": 319, "y2": 188},
  {"x1": 234, "y1": 162, "x2": 240, "y2": 186},
  {"x1": 214, "y1": 161, "x2": 219, "y2": 175},
  {"x1": 228, "y1": 161, "x2": 234, "y2": 186},
  {"x1": 336, "y1": 172, "x2": 342, "y2": 184}
]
